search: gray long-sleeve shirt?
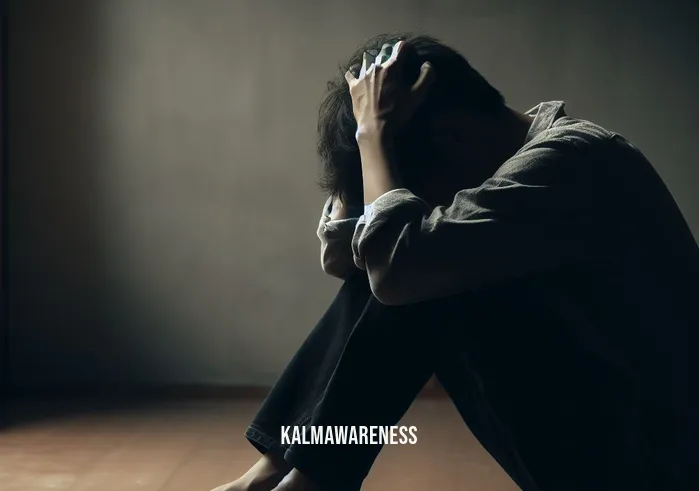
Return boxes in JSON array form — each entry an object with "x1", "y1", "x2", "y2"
[
  {"x1": 316, "y1": 100, "x2": 696, "y2": 486},
  {"x1": 317, "y1": 196, "x2": 360, "y2": 279},
  {"x1": 316, "y1": 101, "x2": 572, "y2": 282},
  {"x1": 318, "y1": 100, "x2": 697, "y2": 304}
]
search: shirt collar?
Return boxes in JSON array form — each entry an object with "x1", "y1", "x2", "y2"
[{"x1": 523, "y1": 100, "x2": 567, "y2": 144}]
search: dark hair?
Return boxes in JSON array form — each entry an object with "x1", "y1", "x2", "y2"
[{"x1": 317, "y1": 32, "x2": 505, "y2": 206}]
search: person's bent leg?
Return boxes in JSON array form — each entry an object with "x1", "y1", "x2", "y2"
[
  {"x1": 212, "y1": 274, "x2": 374, "y2": 491},
  {"x1": 240, "y1": 279, "x2": 538, "y2": 491},
  {"x1": 282, "y1": 294, "x2": 469, "y2": 491},
  {"x1": 280, "y1": 289, "x2": 544, "y2": 491}
]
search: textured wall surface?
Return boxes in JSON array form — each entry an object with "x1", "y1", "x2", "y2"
[{"x1": 8, "y1": 0, "x2": 698, "y2": 388}]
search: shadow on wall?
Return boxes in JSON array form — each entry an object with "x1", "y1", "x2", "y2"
[{"x1": 7, "y1": 0, "x2": 167, "y2": 393}]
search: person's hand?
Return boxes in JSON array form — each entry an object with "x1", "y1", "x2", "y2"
[{"x1": 344, "y1": 40, "x2": 435, "y2": 142}]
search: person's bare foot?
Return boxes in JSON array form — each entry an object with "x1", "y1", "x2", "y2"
[
  {"x1": 210, "y1": 453, "x2": 291, "y2": 491},
  {"x1": 271, "y1": 469, "x2": 320, "y2": 491}
]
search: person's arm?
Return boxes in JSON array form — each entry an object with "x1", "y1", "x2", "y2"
[
  {"x1": 351, "y1": 144, "x2": 591, "y2": 305},
  {"x1": 317, "y1": 195, "x2": 361, "y2": 279}
]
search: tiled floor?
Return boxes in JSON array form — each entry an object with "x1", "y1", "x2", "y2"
[{"x1": 0, "y1": 396, "x2": 518, "y2": 491}]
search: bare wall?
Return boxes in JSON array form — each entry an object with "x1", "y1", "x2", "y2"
[{"x1": 7, "y1": 0, "x2": 698, "y2": 388}]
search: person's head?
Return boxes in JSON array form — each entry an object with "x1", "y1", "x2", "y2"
[{"x1": 317, "y1": 32, "x2": 513, "y2": 207}]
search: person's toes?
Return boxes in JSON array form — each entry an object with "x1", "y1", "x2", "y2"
[
  {"x1": 271, "y1": 469, "x2": 319, "y2": 491},
  {"x1": 209, "y1": 481, "x2": 239, "y2": 491}
]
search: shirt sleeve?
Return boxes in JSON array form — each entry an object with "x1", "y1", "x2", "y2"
[
  {"x1": 317, "y1": 195, "x2": 361, "y2": 279},
  {"x1": 351, "y1": 144, "x2": 592, "y2": 305}
]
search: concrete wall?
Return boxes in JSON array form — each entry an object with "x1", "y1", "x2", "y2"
[{"x1": 7, "y1": 0, "x2": 698, "y2": 388}]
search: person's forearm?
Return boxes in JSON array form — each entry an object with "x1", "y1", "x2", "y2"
[{"x1": 357, "y1": 131, "x2": 402, "y2": 204}]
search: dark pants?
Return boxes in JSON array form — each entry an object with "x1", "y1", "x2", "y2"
[{"x1": 244, "y1": 274, "x2": 684, "y2": 491}]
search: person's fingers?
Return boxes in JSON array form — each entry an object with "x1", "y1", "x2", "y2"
[
  {"x1": 348, "y1": 62, "x2": 362, "y2": 78},
  {"x1": 360, "y1": 52, "x2": 369, "y2": 78},
  {"x1": 344, "y1": 68, "x2": 357, "y2": 85},
  {"x1": 384, "y1": 40, "x2": 406, "y2": 68},
  {"x1": 410, "y1": 61, "x2": 436, "y2": 101}
]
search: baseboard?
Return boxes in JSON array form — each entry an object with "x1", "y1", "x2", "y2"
[
  {"x1": 7, "y1": 382, "x2": 448, "y2": 400},
  {"x1": 6, "y1": 384, "x2": 270, "y2": 400}
]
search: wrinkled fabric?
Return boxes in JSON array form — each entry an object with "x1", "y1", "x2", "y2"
[{"x1": 311, "y1": 101, "x2": 697, "y2": 489}]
